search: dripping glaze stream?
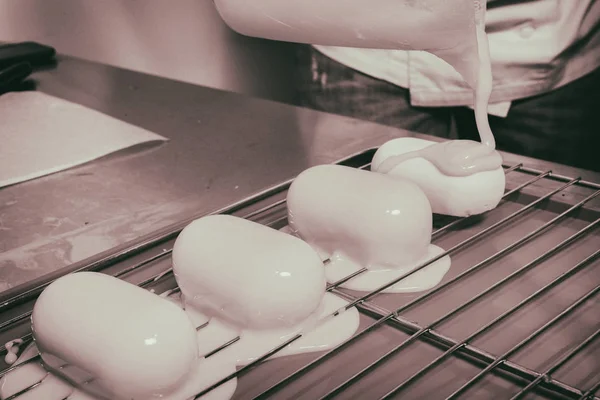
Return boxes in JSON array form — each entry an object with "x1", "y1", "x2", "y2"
[{"x1": 379, "y1": 19, "x2": 500, "y2": 178}]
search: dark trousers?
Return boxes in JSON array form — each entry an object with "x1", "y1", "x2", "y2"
[{"x1": 294, "y1": 45, "x2": 600, "y2": 172}]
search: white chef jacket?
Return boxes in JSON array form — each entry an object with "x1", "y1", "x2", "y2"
[{"x1": 314, "y1": 0, "x2": 600, "y2": 117}]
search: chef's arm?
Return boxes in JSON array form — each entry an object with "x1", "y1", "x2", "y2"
[
  {"x1": 213, "y1": 0, "x2": 474, "y2": 51},
  {"x1": 213, "y1": 0, "x2": 482, "y2": 89}
]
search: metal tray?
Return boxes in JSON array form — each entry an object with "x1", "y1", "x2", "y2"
[{"x1": 0, "y1": 149, "x2": 598, "y2": 400}]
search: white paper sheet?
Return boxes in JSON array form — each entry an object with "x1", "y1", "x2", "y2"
[{"x1": 0, "y1": 91, "x2": 167, "y2": 188}]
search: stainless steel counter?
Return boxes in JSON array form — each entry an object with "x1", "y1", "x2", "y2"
[
  {"x1": 0, "y1": 55, "x2": 598, "y2": 298},
  {"x1": 1, "y1": 55, "x2": 599, "y2": 400},
  {"x1": 0, "y1": 55, "x2": 399, "y2": 294}
]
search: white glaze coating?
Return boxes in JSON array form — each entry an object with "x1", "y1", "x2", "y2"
[
  {"x1": 473, "y1": 1, "x2": 495, "y2": 148},
  {"x1": 172, "y1": 215, "x2": 326, "y2": 330},
  {"x1": 287, "y1": 164, "x2": 451, "y2": 293},
  {"x1": 0, "y1": 341, "x2": 237, "y2": 400},
  {"x1": 288, "y1": 165, "x2": 432, "y2": 269},
  {"x1": 1, "y1": 283, "x2": 358, "y2": 400},
  {"x1": 173, "y1": 291, "x2": 359, "y2": 366},
  {"x1": 1, "y1": 216, "x2": 362, "y2": 400},
  {"x1": 30, "y1": 272, "x2": 200, "y2": 400},
  {"x1": 0, "y1": 290, "x2": 358, "y2": 400},
  {"x1": 0, "y1": 347, "x2": 78, "y2": 400},
  {"x1": 4, "y1": 339, "x2": 22, "y2": 365},
  {"x1": 324, "y1": 243, "x2": 451, "y2": 293},
  {"x1": 372, "y1": 137, "x2": 505, "y2": 217}
]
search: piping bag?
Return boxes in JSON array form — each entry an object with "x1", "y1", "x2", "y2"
[{"x1": 214, "y1": 0, "x2": 494, "y2": 148}]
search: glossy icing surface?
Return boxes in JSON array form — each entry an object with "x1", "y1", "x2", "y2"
[
  {"x1": 170, "y1": 215, "x2": 359, "y2": 371},
  {"x1": 1, "y1": 241, "x2": 360, "y2": 400},
  {"x1": 325, "y1": 244, "x2": 451, "y2": 293},
  {"x1": 4, "y1": 340, "x2": 22, "y2": 365},
  {"x1": 168, "y1": 291, "x2": 359, "y2": 367},
  {"x1": 372, "y1": 137, "x2": 506, "y2": 217},
  {"x1": 473, "y1": 20, "x2": 495, "y2": 149},
  {"x1": 172, "y1": 215, "x2": 326, "y2": 330},
  {"x1": 28, "y1": 272, "x2": 202, "y2": 400},
  {"x1": 287, "y1": 164, "x2": 451, "y2": 293},
  {"x1": 0, "y1": 342, "x2": 236, "y2": 400},
  {"x1": 372, "y1": 18, "x2": 498, "y2": 182},
  {"x1": 376, "y1": 140, "x2": 502, "y2": 177},
  {"x1": 0, "y1": 293, "x2": 358, "y2": 400}
]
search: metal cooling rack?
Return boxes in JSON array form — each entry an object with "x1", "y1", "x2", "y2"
[{"x1": 0, "y1": 150, "x2": 598, "y2": 400}]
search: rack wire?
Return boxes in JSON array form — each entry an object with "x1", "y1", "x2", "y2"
[{"x1": 0, "y1": 152, "x2": 598, "y2": 400}]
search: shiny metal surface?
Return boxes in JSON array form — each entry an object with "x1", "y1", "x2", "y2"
[{"x1": 0, "y1": 54, "x2": 409, "y2": 295}]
